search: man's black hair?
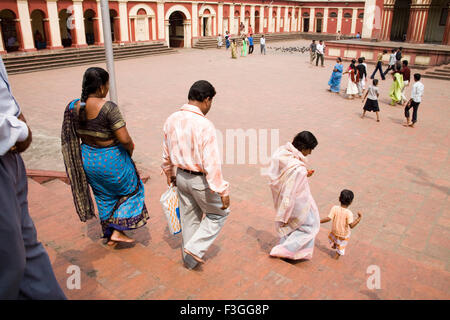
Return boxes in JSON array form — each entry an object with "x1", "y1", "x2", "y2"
[{"x1": 188, "y1": 80, "x2": 216, "y2": 102}]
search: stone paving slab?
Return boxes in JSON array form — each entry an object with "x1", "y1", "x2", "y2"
[{"x1": 11, "y1": 39, "x2": 450, "y2": 299}]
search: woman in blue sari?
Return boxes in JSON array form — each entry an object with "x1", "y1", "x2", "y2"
[
  {"x1": 61, "y1": 67, "x2": 149, "y2": 245},
  {"x1": 328, "y1": 57, "x2": 344, "y2": 93}
]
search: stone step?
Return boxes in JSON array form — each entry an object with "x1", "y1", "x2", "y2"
[
  {"x1": 4, "y1": 42, "x2": 176, "y2": 75},
  {"x1": 422, "y1": 73, "x2": 450, "y2": 81},
  {"x1": 6, "y1": 49, "x2": 177, "y2": 74}
]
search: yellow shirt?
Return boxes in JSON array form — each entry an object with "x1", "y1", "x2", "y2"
[{"x1": 328, "y1": 205, "x2": 354, "y2": 238}]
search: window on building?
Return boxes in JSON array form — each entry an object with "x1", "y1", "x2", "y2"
[
  {"x1": 358, "y1": 13, "x2": 364, "y2": 19},
  {"x1": 330, "y1": 12, "x2": 338, "y2": 18},
  {"x1": 344, "y1": 13, "x2": 352, "y2": 18}
]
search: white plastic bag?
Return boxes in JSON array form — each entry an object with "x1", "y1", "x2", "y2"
[{"x1": 160, "y1": 185, "x2": 181, "y2": 235}]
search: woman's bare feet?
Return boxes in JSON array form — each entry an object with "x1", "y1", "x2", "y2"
[
  {"x1": 107, "y1": 240, "x2": 118, "y2": 247},
  {"x1": 110, "y1": 230, "x2": 135, "y2": 243}
]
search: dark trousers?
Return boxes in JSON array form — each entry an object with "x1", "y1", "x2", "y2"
[
  {"x1": 249, "y1": 45, "x2": 254, "y2": 54},
  {"x1": 371, "y1": 61, "x2": 385, "y2": 80},
  {"x1": 0, "y1": 152, "x2": 66, "y2": 300},
  {"x1": 383, "y1": 64, "x2": 394, "y2": 76},
  {"x1": 316, "y1": 53, "x2": 324, "y2": 66},
  {"x1": 405, "y1": 101, "x2": 420, "y2": 123}
]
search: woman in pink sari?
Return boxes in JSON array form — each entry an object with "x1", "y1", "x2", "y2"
[{"x1": 267, "y1": 131, "x2": 320, "y2": 260}]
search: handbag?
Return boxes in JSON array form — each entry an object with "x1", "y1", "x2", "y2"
[{"x1": 160, "y1": 185, "x2": 181, "y2": 235}]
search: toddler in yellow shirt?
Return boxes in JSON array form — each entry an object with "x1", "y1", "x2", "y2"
[{"x1": 320, "y1": 189, "x2": 362, "y2": 259}]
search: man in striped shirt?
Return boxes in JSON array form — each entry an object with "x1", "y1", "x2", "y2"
[{"x1": 162, "y1": 80, "x2": 230, "y2": 269}]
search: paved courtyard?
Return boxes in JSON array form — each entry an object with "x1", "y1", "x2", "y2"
[{"x1": 10, "y1": 39, "x2": 450, "y2": 299}]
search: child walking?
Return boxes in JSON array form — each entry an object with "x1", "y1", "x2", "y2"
[
  {"x1": 320, "y1": 190, "x2": 362, "y2": 259},
  {"x1": 361, "y1": 79, "x2": 380, "y2": 122}
]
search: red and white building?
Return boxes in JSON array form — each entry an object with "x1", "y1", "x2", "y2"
[{"x1": 0, "y1": 0, "x2": 448, "y2": 54}]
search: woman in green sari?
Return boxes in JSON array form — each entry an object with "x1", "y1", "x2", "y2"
[
  {"x1": 241, "y1": 36, "x2": 248, "y2": 57},
  {"x1": 389, "y1": 64, "x2": 404, "y2": 106}
]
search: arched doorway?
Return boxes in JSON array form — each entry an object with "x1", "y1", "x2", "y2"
[
  {"x1": 200, "y1": 9, "x2": 213, "y2": 36},
  {"x1": 110, "y1": 9, "x2": 119, "y2": 42},
  {"x1": 245, "y1": 10, "x2": 250, "y2": 33},
  {"x1": 0, "y1": 9, "x2": 19, "y2": 52},
  {"x1": 255, "y1": 10, "x2": 260, "y2": 33},
  {"x1": 424, "y1": 0, "x2": 448, "y2": 43},
  {"x1": 31, "y1": 10, "x2": 47, "y2": 50},
  {"x1": 135, "y1": 8, "x2": 149, "y2": 41},
  {"x1": 59, "y1": 9, "x2": 72, "y2": 47},
  {"x1": 169, "y1": 12, "x2": 185, "y2": 47},
  {"x1": 303, "y1": 13, "x2": 310, "y2": 32},
  {"x1": 234, "y1": 10, "x2": 240, "y2": 35},
  {"x1": 390, "y1": 0, "x2": 411, "y2": 41},
  {"x1": 272, "y1": 11, "x2": 277, "y2": 32},
  {"x1": 316, "y1": 12, "x2": 323, "y2": 33},
  {"x1": 84, "y1": 9, "x2": 95, "y2": 45}
]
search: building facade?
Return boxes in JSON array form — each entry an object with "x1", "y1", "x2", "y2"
[{"x1": 0, "y1": 0, "x2": 448, "y2": 54}]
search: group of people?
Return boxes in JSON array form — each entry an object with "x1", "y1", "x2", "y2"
[
  {"x1": 309, "y1": 40, "x2": 326, "y2": 67},
  {"x1": 327, "y1": 48, "x2": 425, "y2": 127},
  {"x1": 217, "y1": 25, "x2": 267, "y2": 59},
  {"x1": 1, "y1": 51, "x2": 368, "y2": 298}
]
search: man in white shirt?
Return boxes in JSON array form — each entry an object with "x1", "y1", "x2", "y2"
[
  {"x1": 260, "y1": 34, "x2": 266, "y2": 55},
  {"x1": 0, "y1": 57, "x2": 66, "y2": 299},
  {"x1": 404, "y1": 73, "x2": 424, "y2": 128},
  {"x1": 315, "y1": 40, "x2": 325, "y2": 67}
]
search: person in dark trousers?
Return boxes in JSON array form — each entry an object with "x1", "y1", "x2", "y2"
[
  {"x1": 248, "y1": 34, "x2": 254, "y2": 54},
  {"x1": 404, "y1": 73, "x2": 424, "y2": 128},
  {"x1": 371, "y1": 50, "x2": 387, "y2": 80},
  {"x1": 383, "y1": 49, "x2": 397, "y2": 76},
  {"x1": 395, "y1": 47, "x2": 403, "y2": 64},
  {"x1": 0, "y1": 56, "x2": 67, "y2": 300},
  {"x1": 315, "y1": 40, "x2": 325, "y2": 67}
]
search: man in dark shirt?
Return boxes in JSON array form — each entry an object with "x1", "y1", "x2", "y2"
[
  {"x1": 309, "y1": 40, "x2": 316, "y2": 65},
  {"x1": 356, "y1": 57, "x2": 367, "y2": 97},
  {"x1": 400, "y1": 60, "x2": 411, "y2": 105}
]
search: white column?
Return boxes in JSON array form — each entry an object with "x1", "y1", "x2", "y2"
[
  {"x1": 47, "y1": 0, "x2": 62, "y2": 48},
  {"x1": 157, "y1": 0, "x2": 165, "y2": 40},
  {"x1": 362, "y1": 0, "x2": 376, "y2": 38},
  {"x1": 151, "y1": 16, "x2": 156, "y2": 40},
  {"x1": 72, "y1": 0, "x2": 87, "y2": 45},
  {"x1": 323, "y1": 8, "x2": 328, "y2": 34},
  {"x1": 165, "y1": 19, "x2": 169, "y2": 46},
  {"x1": 192, "y1": 2, "x2": 198, "y2": 37},
  {"x1": 218, "y1": 3, "x2": 223, "y2": 35},
  {"x1": 183, "y1": 21, "x2": 191, "y2": 48},
  {"x1": 351, "y1": 8, "x2": 358, "y2": 34},
  {"x1": 240, "y1": 4, "x2": 245, "y2": 33},
  {"x1": 250, "y1": 5, "x2": 255, "y2": 33},
  {"x1": 276, "y1": 6, "x2": 281, "y2": 32},
  {"x1": 119, "y1": 0, "x2": 129, "y2": 42},
  {"x1": 96, "y1": 0, "x2": 104, "y2": 43},
  {"x1": 284, "y1": 7, "x2": 288, "y2": 32},
  {"x1": 229, "y1": 4, "x2": 234, "y2": 34},
  {"x1": 309, "y1": 8, "x2": 315, "y2": 32},
  {"x1": 298, "y1": 8, "x2": 301, "y2": 31},
  {"x1": 259, "y1": 5, "x2": 264, "y2": 33},
  {"x1": 291, "y1": 7, "x2": 296, "y2": 32},
  {"x1": 337, "y1": 8, "x2": 343, "y2": 33},
  {"x1": 17, "y1": 0, "x2": 35, "y2": 50},
  {"x1": 268, "y1": 7, "x2": 273, "y2": 33}
]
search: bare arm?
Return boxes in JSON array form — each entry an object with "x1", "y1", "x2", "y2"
[
  {"x1": 349, "y1": 212, "x2": 362, "y2": 229},
  {"x1": 320, "y1": 217, "x2": 331, "y2": 224},
  {"x1": 114, "y1": 126, "x2": 134, "y2": 156}
]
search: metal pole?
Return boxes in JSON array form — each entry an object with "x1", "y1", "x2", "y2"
[{"x1": 100, "y1": 0, "x2": 118, "y2": 104}]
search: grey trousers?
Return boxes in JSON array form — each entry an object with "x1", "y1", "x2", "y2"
[
  {"x1": 0, "y1": 152, "x2": 66, "y2": 300},
  {"x1": 176, "y1": 169, "x2": 229, "y2": 268}
]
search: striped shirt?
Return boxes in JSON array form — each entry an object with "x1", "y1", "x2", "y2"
[{"x1": 162, "y1": 104, "x2": 229, "y2": 196}]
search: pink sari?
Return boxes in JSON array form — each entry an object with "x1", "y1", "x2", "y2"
[{"x1": 267, "y1": 142, "x2": 320, "y2": 260}]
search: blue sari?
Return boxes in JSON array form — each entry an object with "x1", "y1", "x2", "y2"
[
  {"x1": 64, "y1": 99, "x2": 148, "y2": 239},
  {"x1": 328, "y1": 63, "x2": 344, "y2": 93}
]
